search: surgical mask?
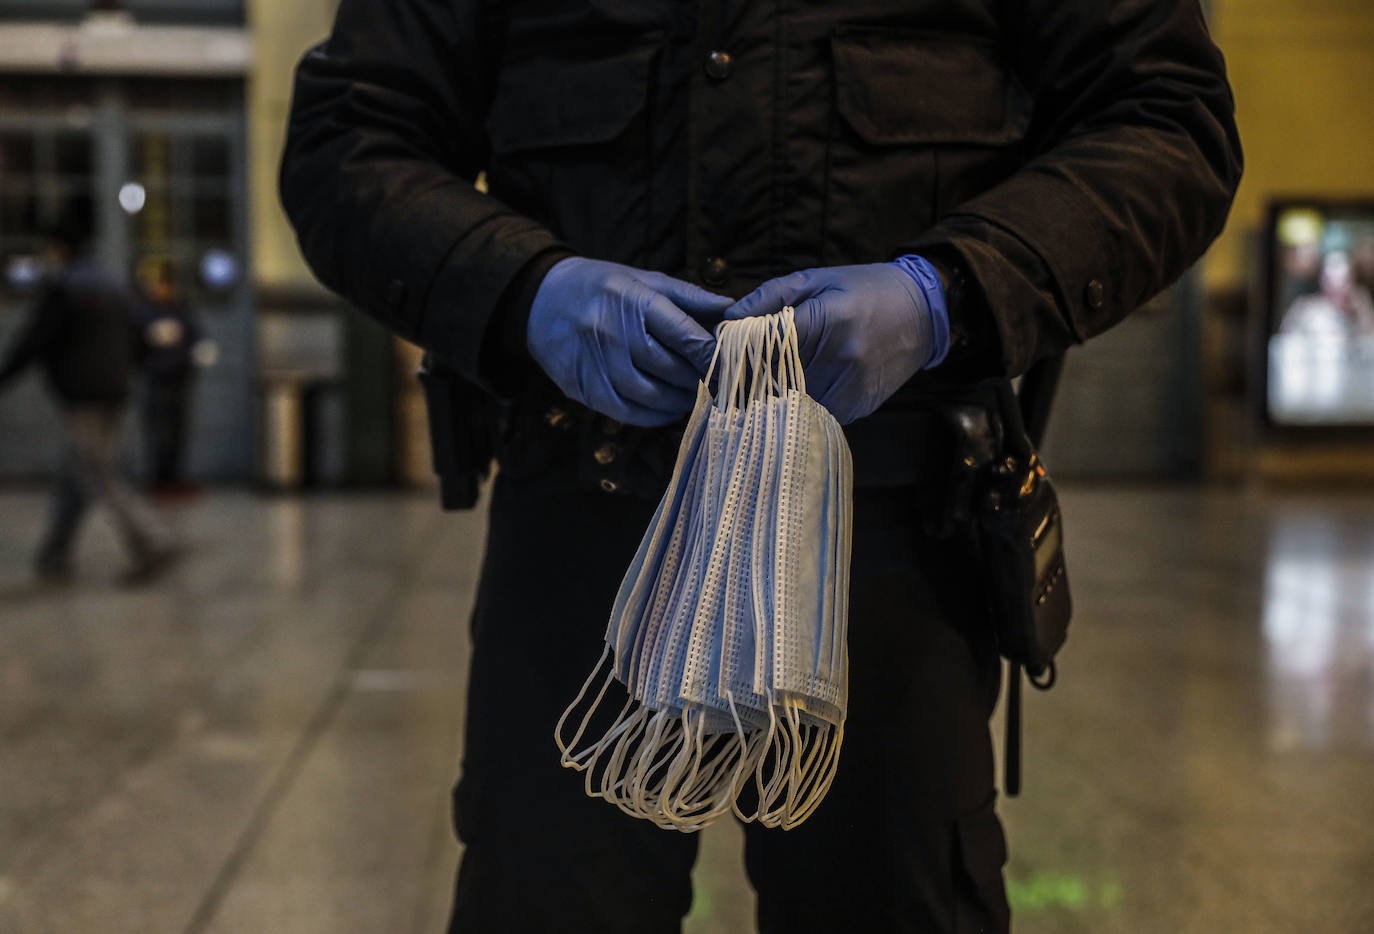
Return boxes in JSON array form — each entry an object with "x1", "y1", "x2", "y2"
[{"x1": 555, "y1": 307, "x2": 854, "y2": 832}]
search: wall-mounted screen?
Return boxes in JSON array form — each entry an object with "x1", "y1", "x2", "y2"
[{"x1": 1264, "y1": 201, "x2": 1374, "y2": 429}]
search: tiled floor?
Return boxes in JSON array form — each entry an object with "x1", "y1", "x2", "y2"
[{"x1": 1, "y1": 485, "x2": 1372, "y2": 933}]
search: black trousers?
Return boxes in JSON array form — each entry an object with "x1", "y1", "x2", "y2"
[
  {"x1": 447, "y1": 466, "x2": 1010, "y2": 934},
  {"x1": 142, "y1": 377, "x2": 192, "y2": 486}
]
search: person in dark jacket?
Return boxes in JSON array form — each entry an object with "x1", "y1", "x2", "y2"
[
  {"x1": 135, "y1": 259, "x2": 203, "y2": 493},
  {"x1": 0, "y1": 218, "x2": 175, "y2": 582},
  {"x1": 280, "y1": 3, "x2": 1241, "y2": 932}
]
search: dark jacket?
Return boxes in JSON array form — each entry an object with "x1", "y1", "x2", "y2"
[
  {"x1": 0, "y1": 259, "x2": 140, "y2": 405},
  {"x1": 136, "y1": 297, "x2": 202, "y2": 383},
  {"x1": 280, "y1": 0, "x2": 1240, "y2": 404}
]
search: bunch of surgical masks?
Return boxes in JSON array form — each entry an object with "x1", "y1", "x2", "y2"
[{"x1": 556, "y1": 307, "x2": 854, "y2": 833}]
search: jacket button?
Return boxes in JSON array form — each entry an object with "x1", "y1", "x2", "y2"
[
  {"x1": 701, "y1": 256, "x2": 728, "y2": 286},
  {"x1": 704, "y1": 50, "x2": 733, "y2": 80},
  {"x1": 599, "y1": 478, "x2": 619, "y2": 494},
  {"x1": 386, "y1": 278, "x2": 407, "y2": 312},
  {"x1": 1084, "y1": 278, "x2": 1105, "y2": 310},
  {"x1": 594, "y1": 442, "x2": 619, "y2": 466}
]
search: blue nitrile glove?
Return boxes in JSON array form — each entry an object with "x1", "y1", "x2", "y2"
[
  {"x1": 527, "y1": 257, "x2": 732, "y2": 426},
  {"x1": 724, "y1": 255, "x2": 950, "y2": 424}
]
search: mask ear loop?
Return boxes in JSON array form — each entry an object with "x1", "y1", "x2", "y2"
[
  {"x1": 780, "y1": 706, "x2": 831, "y2": 822},
  {"x1": 663, "y1": 711, "x2": 732, "y2": 828},
  {"x1": 755, "y1": 309, "x2": 802, "y2": 828},
  {"x1": 771, "y1": 310, "x2": 788, "y2": 396},
  {"x1": 680, "y1": 724, "x2": 746, "y2": 807},
  {"x1": 554, "y1": 644, "x2": 615, "y2": 766},
  {"x1": 704, "y1": 319, "x2": 731, "y2": 404},
  {"x1": 599, "y1": 696, "x2": 665, "y2": 806},
  {"x1": 652, "y1": 320, "x2": 737, "y2": 829},
  {"x1": 764, "y1": 315, "x2": 781, "y2": 402},
  {"x1": 784, "y1": 720, "x2": 844, "y2": 829},
  {"x1": 715, "y1": 316, "x2": 746, "y2": 414},
  {"x1": 758, "y1": 701, "x2": 805, "y2": 828},
  {"x1": 573, "y1": 695, "x2": 640, "y2": 799},
  {"x1": 556, "y1": 649, "x2": 660, "y2": 791},
  {"x1": 740, "y1": 313, "x2": 785, "y2": 824},
  {"x1": 670, "y1": 321, "x2": 762, "y2": 828},
  {"x1": 623, "y1": 703, "x2": 687, "y2": 818},
  {"x1": 781, "y1": 306, "x2": 806, "y2": 398},
  {"x1": 654, "y1": 723, "x2": 729, "y2": 832},
  {"x1": 753, "y1": 702, "x2": 792, "y2": 827},
  {"x1": 657, "y1": 318, "x2": 755, "y2": 830},
  {"x1": 716, "y1": 320, "x2": 771, "y2": 823}
]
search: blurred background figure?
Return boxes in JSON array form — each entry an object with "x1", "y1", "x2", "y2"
[
  {"x1": 1280, "y1": 250, "x2": 1374, "y2": 339},
  {"x1": 134, "y1": 256, "x2": 204, "y2": 497},
  {"x1": 0, "y1": 205, "x2": 176, "y2": 583}
]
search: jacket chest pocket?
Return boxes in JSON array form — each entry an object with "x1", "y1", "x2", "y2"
[
  {"x1": 484, "y1": 42, "x2": 659, "y2": 263},
  {"x1": 824, "y1": 28, "x2": 1031, "y2": 264}
]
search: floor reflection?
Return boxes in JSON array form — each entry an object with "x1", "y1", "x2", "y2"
[
  {"x1": 1, "y1": 486, "x2": 1372, "y2": 933},
  {"x1": 1264, "y1": 511, "x2": 1374, "y2": 750}
]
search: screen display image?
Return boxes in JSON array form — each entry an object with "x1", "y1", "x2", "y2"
[{"x1": 1267, "y1": 205, "x2": 1374, "y2": 427}]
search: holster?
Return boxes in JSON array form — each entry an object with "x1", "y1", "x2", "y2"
[
  {"x1": 931, "y1": 360, "x2": 1072, "y2": 796},
  {"x1": 416, "y1": 356, "x2": 500, "y2": 511}
]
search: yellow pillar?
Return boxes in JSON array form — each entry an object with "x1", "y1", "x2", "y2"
[
  {"x1": 246, "y1": 0, "x2": 339, "y2": 293},
  {"x1": 1204, "y1": 0, "x2": 1374, "y2": 293}
]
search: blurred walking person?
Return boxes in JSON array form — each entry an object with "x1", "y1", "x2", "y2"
[
  {"x1": 136, "y1": 259, "x2": 203, "y2": 496},
  {"x1": 0, "y1": 212, "x2": 177, "y2": 583}
]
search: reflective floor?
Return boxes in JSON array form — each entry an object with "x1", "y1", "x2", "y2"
[{"x1": 1, "y1": 485, "x2": 1372, "y2": 933}]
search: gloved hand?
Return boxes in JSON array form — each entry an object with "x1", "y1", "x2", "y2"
[
  {"x1": 528, "y1": 257, "x2": 732, "y2": 426},
  {"x1": 724, "y1": 255, "x2": 950, "y2": 424}
]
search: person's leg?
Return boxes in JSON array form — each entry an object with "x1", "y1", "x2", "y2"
[
  {"x1": 144, "y1": 380, "x2": 187, "y2": 486},
  {"x1": 163, "y1": 379, "x2": 191, "y2": 485},
  {"x1": 79, "y1": 406, "x2": 172, "y2": 568},
  {"x1": 744, "y1": 488, "x2": 1010, "y2": 934},
  {"x1": 447, "y1": 471, "x2": 699, "y2": 934},
  {"x1": 34, "y1": 412, "x2": 92, "y2": 576}
]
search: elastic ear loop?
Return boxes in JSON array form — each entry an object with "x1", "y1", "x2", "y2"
[
  {"x1": 704, "y1": 320, "x2": 730, "y2": 402},
  {"x1": 715, "y1": 317, "x2": 744, "y2": 413},
  {"x1": 658, "y1": 318, "x2": 762, "y2": 829},
  {"x1": 655, "y1": 707, "x2": 713, "y2": 827},
  {"x1": 649, "y1": 321, "x2": 740, "y2": 828},
  {"x1": 763, "y1": 315, "x2": 780, "y2": 402},
  {"x1": 687, "y1": 321, "x2": 774, "y2": 824},
  {"x1": 726, "y1": 689, "x2": 774, "y2": 823},
  {"x1": 779, "y1": 306, "x2": 805, "y2": 397},
  {"x1": 739, "y1": 315, "x2": 787, "y2": 823},
  {"x1": 784, "y1": 720, "x2": 845, "y2": 829},
  {"x1": 555, "y1": 645, "x2": 622, "y2": 766},
  {"x1": 779, "y1": 308, "x2": 845, "y2": 828},
  {"x1": 610, "y1": 705, "x2": 666, "y2": 816},
  {"x1": 652, "y1": 725, "x2": 734, "y2": 833},
  {"x1": 772, "y1": 311, "x2": 789, "y2": 397},
  {"x1": 596, "y1": 703, "x2": 651, "y2": 803},
  {"x1": 678, "y1": 727, "x2": 745, "y2": 810},
  {"x1": 674, "y1": 691, "x2": 762, "y2": 821},
  {"x1": 779, "y1": 706, "x2": 833, "y2": 825},
  {"x1": 574, "y1": 697, "x2": 640, "y2": 796},
  {"x1": 757, "y1": 702, "x2": 805, "y2": 828},
  {"x1": 665, "y1": 321, "x2": 764, "y2": 828},
  {"x1": 662, "y1": 711, "x2": 734, "y2": 829},
  {"x1": 624, "y1": 705, "x2": 689, "y2": 821},
  {"x1": 783, "y1": 718, "x2": 843, "y2": 829},
  {"x1": 755, "y1": 310, "x2": 806, "y2": 827},
  {"x1": 754, "y1": 694, "x2": 801, "y2": 827}
]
